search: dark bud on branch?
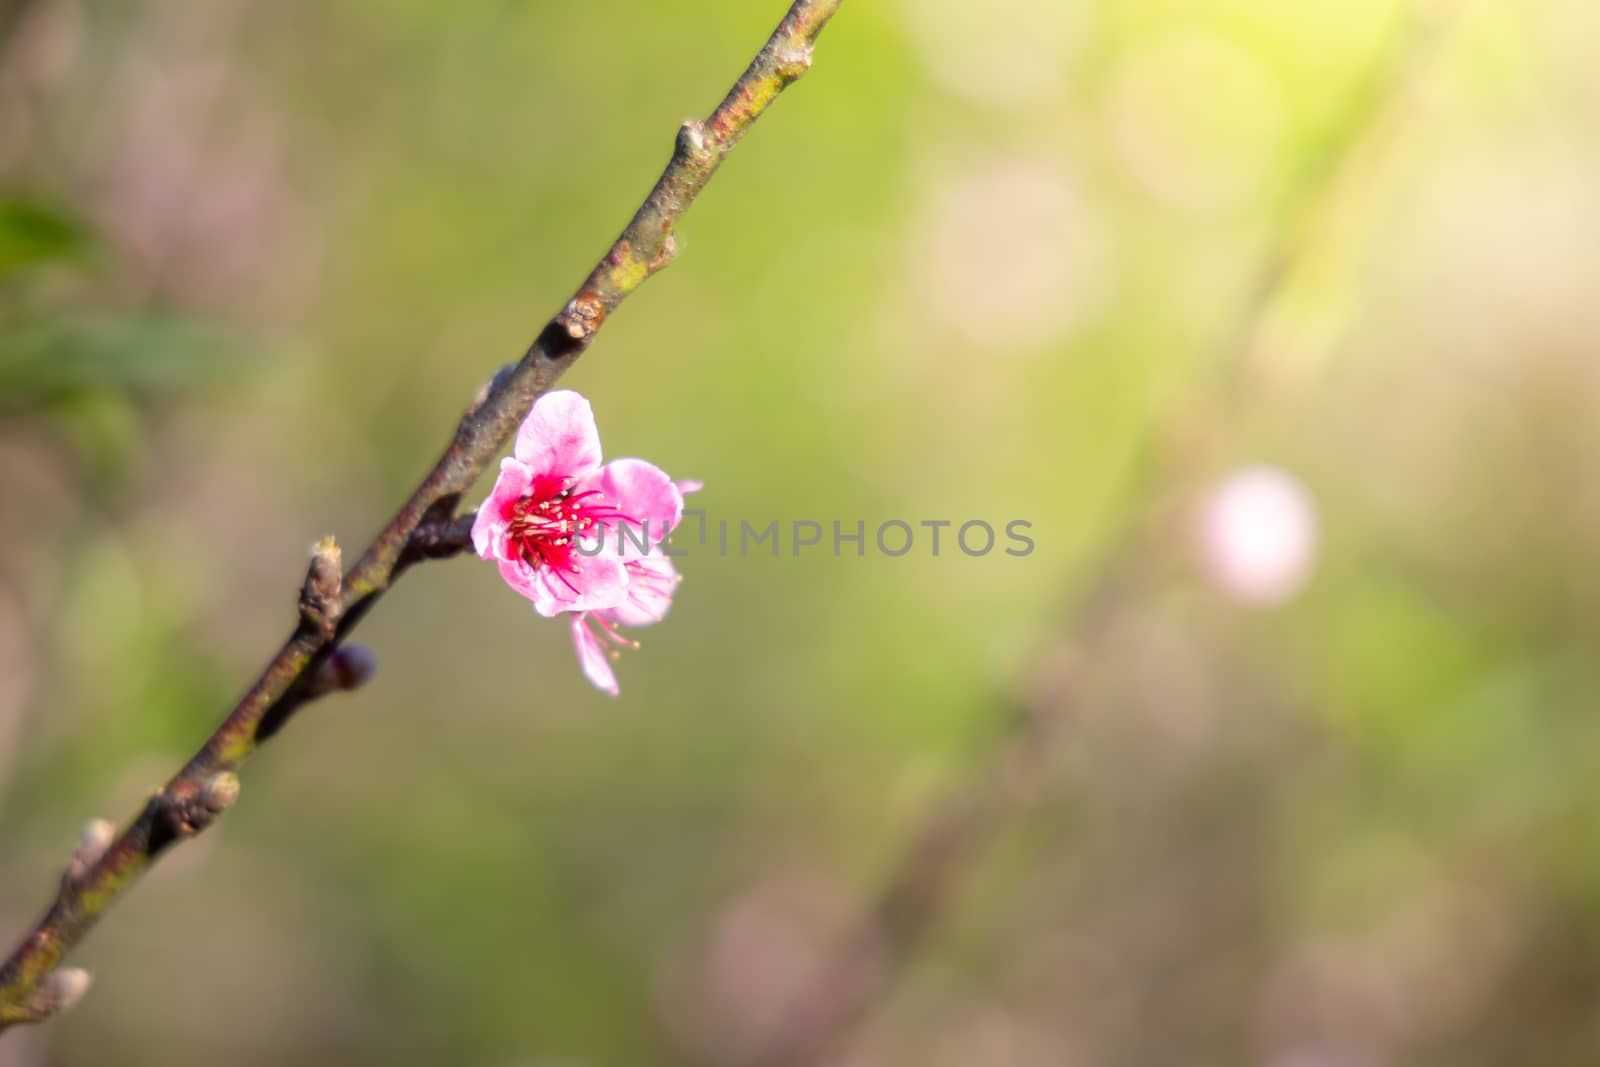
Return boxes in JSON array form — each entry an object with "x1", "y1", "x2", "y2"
[{"x1": 306, "y1": 644, "x2": 378, "y2": 700}]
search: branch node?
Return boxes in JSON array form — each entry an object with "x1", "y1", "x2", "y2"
[
  {"x1": 162, "y1": 773, "x2": 240, "y2": 837},
  {"x1": 299, "y1": 537, "x2": 343, "y2": 639},
  {"x1": 650, "y1": 235, "x2": 678, "y2": 273},
  {"x1": 677, "y1": 119, "x2": 711, "y2": 160},
  {"x1": 556, "y1": 291, "x2": 606, "y2": 342},
  {"x1": 201, "y1": 772, "x2": 242, "y2": 817},
  {"x1": 774, "y1": 45, "x2": 813, "y2": 83}
]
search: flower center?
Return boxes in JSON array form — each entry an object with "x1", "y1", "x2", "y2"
[
  {"x1": 502, "y1": 475, "x2": 630, "y2": 581},
  {"x1": 505, "y1": 479, "x2": 595, "y2": 566}
]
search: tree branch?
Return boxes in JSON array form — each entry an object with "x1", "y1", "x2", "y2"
[{"x1": 0, "y1": 0, "x2": 844, "y2": 1030}]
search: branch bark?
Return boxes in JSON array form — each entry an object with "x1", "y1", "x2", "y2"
[{"x1": 0, "y1": 0, "x2": 844, "y2": 1030}]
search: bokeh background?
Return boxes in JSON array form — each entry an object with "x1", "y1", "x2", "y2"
[{"x1": 3, "y1": 0, "x2": 1600, "y2": 1064}]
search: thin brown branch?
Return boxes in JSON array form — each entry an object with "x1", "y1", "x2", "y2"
[
  {"x1": 398, "y1": 511, "x2": 477, "y2": 567},
  {"x1": 0, "y1": 0, "x2": 844, "y2": 1030}
]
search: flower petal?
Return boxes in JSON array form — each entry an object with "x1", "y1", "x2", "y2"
[
  {"x1": 595, "y1": 458, "x2": 683, "y2": 545},
  {"x1": 473, "y1": 457, "x2": 533, "y2": 559},
  {"x1": 604, "y1": 555, "x2": 679, "y2": 628},
  {"x1": 569, "y1": 615, "x2": 619, "y2": 696},
  {"x1": 513, "y1": 390, "x2": 603, "y2": 476},
  {"x1": 529, "y1": 552, "x2": 629, "y2": 618},
  {"x1": 495, "y1": 556, "x2": 544, "y2": 599}
]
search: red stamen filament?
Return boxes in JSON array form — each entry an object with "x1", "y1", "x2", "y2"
[
  {"x1": 504, "y1": 482, "x2": 645, "y2": 584},
  {"x1": 590, "y1": 613, "x2": 639, "y2": 654}
]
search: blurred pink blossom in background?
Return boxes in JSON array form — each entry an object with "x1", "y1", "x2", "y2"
[{"x1": 1195, "y1": 465, "x2": 1320, "y2": 605}]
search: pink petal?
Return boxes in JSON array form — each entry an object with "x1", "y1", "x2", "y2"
[
  {"x1": 513, "y1": 390, "x2": 603, "y2": 477},
  {"x1": 496, "y1": 557, "x2": 544, "y2": 601},
  {"x1": 529, "y1": 552, "x2": 629, "y2": 618},
  {"x1": 569, "y1": 615, "x2": 619, "y2": 696},
  {"x1": 604, "y1": 555, "x2": 679, "y2": 628},
  {"x1": 473, "y1": 458, "x2": 533, "y2": 559},
  {"x1": 676, "y1": 478, "x2": 704, "y2": 496},
  {"x1": 594, "y1": 458, "x2": 683, "y2": 545}
]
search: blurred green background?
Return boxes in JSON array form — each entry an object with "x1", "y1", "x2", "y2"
[{"x1": 3, "y1": 0, "x2": 1600, "y2": 1064}]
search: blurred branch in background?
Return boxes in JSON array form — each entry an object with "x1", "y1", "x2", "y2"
[
  {"x1": 725, "y1": 5, "x2": 1469, "y2": 1066},
  {"x1": 0, "y1": 0, "x2": 42, "y2": 65},
  {"x1": 0, "y1": 0, "x2": 844, "y2": 1031}
]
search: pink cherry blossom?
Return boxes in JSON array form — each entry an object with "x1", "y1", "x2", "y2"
[
  {"x1": 1195, "y1": 465, "x2": 1319, "y2": 605},
  {"x1": 473, "y1": 390, "x2": 694, "y2": 696},
  {"x1": 473, "y1": 390, "x2": 682, "y2": 617}
]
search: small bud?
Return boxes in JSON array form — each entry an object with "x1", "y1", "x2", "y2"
[
  {"x1": 649, "y1": 234, "x2": 678, "y2": 272},
  {"x1": 774, "y1": 46, "x2": 813, "y2": 83},
  {"x1": 79, "y1": 817, "x2": 116, "y2": 853},
  {"x1": 460, "y1": 365, "x2": 519, "y2": 426},
  {"x1": 27, "y1": 967, "x2": 91, "y2": 1020},
  {"x1": 558, "y1": 291, "x2": 605, "y2": 341},
  {"x1": 298, "y1": 537, "x2": 343, "y2": 637},
  {"x1": 200, "y1": 772, "x2": 241, "y2": 816},
  {"x1": 1195, "y1": 466, "x2": 1320, "y2": 605},
  {"x1": 64, "y1": 818, "x2": 116, "y2": 884},
  {"x1": 306, "y1": 644, "x2": 378, "y2": 699},
  {"x1": 678, "y1": 119, "x2": 708, "y2": 156},
  {"x1": 160, "y1": 773, "x2": 240, "y2": 836}
]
